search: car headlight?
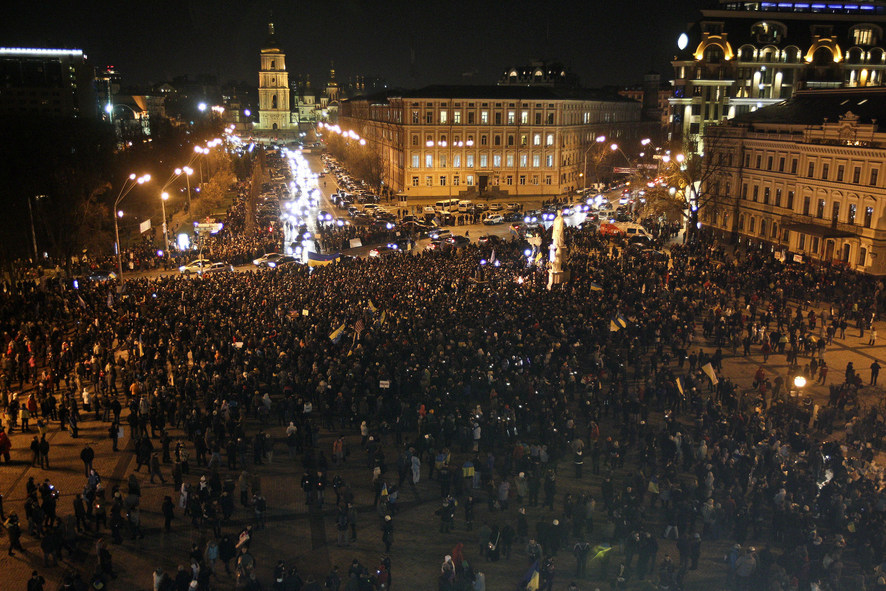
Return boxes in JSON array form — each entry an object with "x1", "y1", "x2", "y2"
[
  {"x1": 178, "y1": 266, "x2": 187, "y2": 272},
  {"x1": 267, "y1": 262, "x2": 276, "y2": 268}
]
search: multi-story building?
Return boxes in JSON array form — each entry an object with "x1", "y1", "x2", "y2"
[
  {"x1": 339, "y1": 85, "x2": 651, "y2": 199},
  {"x1": 256, "y1": 21, "x2": 291, "y2": 132},
  {"x1": 0, "y1": 47, "x2": 97, "y2": 118},
  {"x1": 671, "y1": 0, "x2": 886, "y2": 152},
  {"x1": 700, "y1": 87, "x2": 886, "y2": 275}
]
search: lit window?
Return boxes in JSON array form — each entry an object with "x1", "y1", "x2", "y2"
[
  {"x1": 466, "y1": 154, "x2": 475, "y2": 168},
  {"x1": 532, "y1": 154, "x2": 541, "y2": 167},
  {"x1": 506, "y1": 154, "x2": 514, "y2": 167},
  {"x1": 546, "y1": 154, "x2": 553, "y2": 167},
  {"x1": 520, "y1": 111, "x2": 529, "y2": 124},
  {"x1": 493, "y1": 154, "x2": 502, "y2": 167},
  {"x1": 440, "y1": 110, "x2": 448, "y2": 124},
  {"x1": 480, "y1": 154, "x2": 488, "y2": 168},
  {"x1": 425, "y1": 154, "x2": 433, "y2": 168},
  {"x1": 520, "y1": 154, "x2": 528, "y2": 167},
  {"x1": 467, "y1": 175, "x2": 474, "y2": 186},
  {"x1": 507, "y1": 111, "x2": 515, "y2": 124},
  {"x1": 453, "y1": 154, "x2": 461, "y2": 168},
  {"x1": 533, "y1": 134, "x2": 541, "y2": 146},
  {"x1": 546, "y1": 134, "x2": 554, "y2": 146},
  {"x1": 453, "y1": 111, "x2": 461, "y2": 124},
  {"x1": 411, "y1": 154, "x2": 420, "y2": 168},
  {"x1": 481, "y1": 111, "x2": 489, "y2": 124}
]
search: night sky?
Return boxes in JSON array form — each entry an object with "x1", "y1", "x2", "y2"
[{"x1": 1, "y1": 0, "x2": 705, "y2": 89}]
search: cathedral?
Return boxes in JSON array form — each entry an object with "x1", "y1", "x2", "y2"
[{"x1": 254, "y1": 21, "x2": 380, "y2": 134}]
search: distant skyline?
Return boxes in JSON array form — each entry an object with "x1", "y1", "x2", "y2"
[{"x1": 1, "y1": 0, "x2": 705, "y2": 90}]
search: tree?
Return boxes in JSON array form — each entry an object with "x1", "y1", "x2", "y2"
[
  {"x1": 635, "y1": 135, "x2": 731, "y2": 242},
  {"x1": 0, "y1": 116, "x2": 116, "y2": 276}
]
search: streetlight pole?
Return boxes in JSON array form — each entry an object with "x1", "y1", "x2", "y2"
[
  {"x1": 27, "y1": 195, "x2": 39, "y2": 261},
  {"x1": 160, "y1": 192, "x2": 170, "y2": 254},
  {"x1": 113, "y1": 173, "x2": 151, "y2": 283}
]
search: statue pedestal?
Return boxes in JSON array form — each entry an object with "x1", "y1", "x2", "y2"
[{"x1": 547, "y1": 270, "x2": 570, "y2": 290}]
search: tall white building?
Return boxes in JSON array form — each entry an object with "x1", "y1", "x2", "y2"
[{"x1": 671, "y1": 0, "x2": 886, "y2": 152}]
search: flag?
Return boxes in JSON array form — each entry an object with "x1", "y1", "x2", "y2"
[
  {"x1": 615, "y1": 313, "x2": 628, "y2": 328},
  {"x1": 590, "y1": 281, "x2": 603, "y2": 292},
  {"x1": 379, "y1": 310, "x2": 387, "y2": 325},
  {"x1": 522, "y1": 561, "x2": 540, "y2": 591},
  {"x1": 490, "y1": 249, "x2": 496, "y2": 264},
  {"x1": 609, "y1": 320, "x2": 621, "y2": 332},
  {"x1": 355, "y1": 318, "x2": 365, "y2": 334},
  {"x1": 307, "y1": 251, "x2": 340, "y2": 267},
  {"x1": 702, "y1": 362, "x2": 719, "y2": 385},
  {"x1": 77, "y1": 295, "x2": 87, "y2": 309},
  {"x1": 534, "y1": 251, "x2": 543, "y2": 264},
  {"x1": 328, "y1": 323, "x2": 345, "y2": 343},
  {"x1": 368, "y1": 300, "x2": 377, "y2": 314},
  {"x1": 675, "y1": 377, "x2": 684, "y2": 397},
  {"x1": 106, "y1": 293, "x2": 114, "y2": 309},
  {"x1": 139, "y1": 219, "x2": 152, "y2": 234}
]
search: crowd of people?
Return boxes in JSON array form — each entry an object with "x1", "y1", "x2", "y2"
[{"x1": 2, "y1": 176, "x2": 886, "y2": 591}]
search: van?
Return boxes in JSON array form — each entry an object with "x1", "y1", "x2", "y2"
[
  {"x1": 613, "y1": 222, "x2": 652, "y2": 241},
  {"x1": 435, "y1": 199, "x2": 460, "y2": 213},
  {"x1": 423, "y1": 205, "x2": 436, "y2": 216},
  {"x1": 458, "y1": 200, "x2": 473, "y2": 213}
]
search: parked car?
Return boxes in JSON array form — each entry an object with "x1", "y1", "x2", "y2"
[{"x1": 483, "y1": 214, "x2": 504, "y2": 225}]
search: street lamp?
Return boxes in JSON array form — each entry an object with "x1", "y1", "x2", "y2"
[
  {"x1": 160, "y1": 191, "x2": 170, "y2": 254},
  {"x1": 174, "y1": 166, "x2": 194, "y2": 209},
  {"x1": 113, "y1": 173, "x2": 151, "y2": 282}
]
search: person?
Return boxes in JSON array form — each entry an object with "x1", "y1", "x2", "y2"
[
  {"x1": 5, "y1": 512, "x2": 24, "y2": 555},
  {"x1": 38, "y1": 435, "x2": 49, "y2": 469},
  {"x1": 109, "y1": 421, "x2": 120, "y2": 452},
  {"x1": 161, "y1": 495, "x2": 175, "y2": 532},
  {"x1": 382, "y1": 514, "x2": 394, "y2": 553},
  {"x1": 80, "y1": 444, "x2": 95, "y2": 477},
  {"x1": 27, "y1": 571, "x2": 46, "y2": 591},
  {"x1": 0, "y1": 427, "x2": 12, "y2": 463},
  {"x1": 149, "y1": 453, "x2": 166, "y2": 484},
  {"x1": 872, "y1": 360, "x2": 881, "y2": 386}
]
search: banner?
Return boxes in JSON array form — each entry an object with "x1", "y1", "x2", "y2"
[
  {"x1": 308, "y1": 252, "x2": 340, "y2": 267},
  {"x1": 139, "y1": 219, "x2": 152, "y2": 234},
  {"x1": 701, "y1": 362, "x2": 719, "y2": 385}
]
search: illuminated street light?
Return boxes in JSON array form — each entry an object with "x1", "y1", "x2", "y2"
[
  {"x1": 198, "y1": 102, "x2": 207, "y2": 112},
  {"x1": 113, "y1": 173, "x2": 152, "y2": 282},
  {"x1": 793, "y1": 375, "x2": 807, "y2": 389}
]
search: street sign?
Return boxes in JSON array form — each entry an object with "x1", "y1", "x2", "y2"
[
  {"x1": 379, "y1": 380, "x2": 390, "y2": 389},
  {"x1": 612, "y1": 167, "x2": 637, "y2": 174}
]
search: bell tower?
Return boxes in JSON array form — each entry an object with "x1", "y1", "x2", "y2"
[{"x1": 257, "y1": 19, "x2": 290, "y2": 131}]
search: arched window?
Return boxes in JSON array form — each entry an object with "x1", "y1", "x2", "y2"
[
  {"x1": 813, "y1": 47, "x2": 835, "y2": 65},
  {"x1": 705, "y1": 46, "x2": 725, "y2": 64},
  {"x1": 272, "y1": 94, "x2": 278, "y2": 109}
]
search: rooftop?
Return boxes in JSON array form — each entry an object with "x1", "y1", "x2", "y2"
[
  {"x1": 346, "y1": 84, "x2": 637, "y2": 104},
  {"x1": 734, "y1": 87, "x2": 886, "y2": 125}
]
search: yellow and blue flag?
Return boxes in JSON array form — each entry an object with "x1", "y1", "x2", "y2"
[
  {"x1": 308, "y1": 252, "x2": 340, "y2": 267},
  {"x1": 328, "y1": 323, "x2": 345, "y2": 343}
]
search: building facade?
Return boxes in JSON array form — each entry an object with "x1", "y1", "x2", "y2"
[
  {"x1": 256, "y1": 21, "x2": 291, "y2": 131},
  {"x1": 700, "y1": 87, "x2": 886, "y2": 275},
  {"x1": 339, "y1": 85, "x2": 651, "y2": 199},
  {"x1": 0, "y1": 47, "x2": 97, "y2": 118},
  {"x1": 671, "y1": 0, "x2": 886, "y2": 152}
]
